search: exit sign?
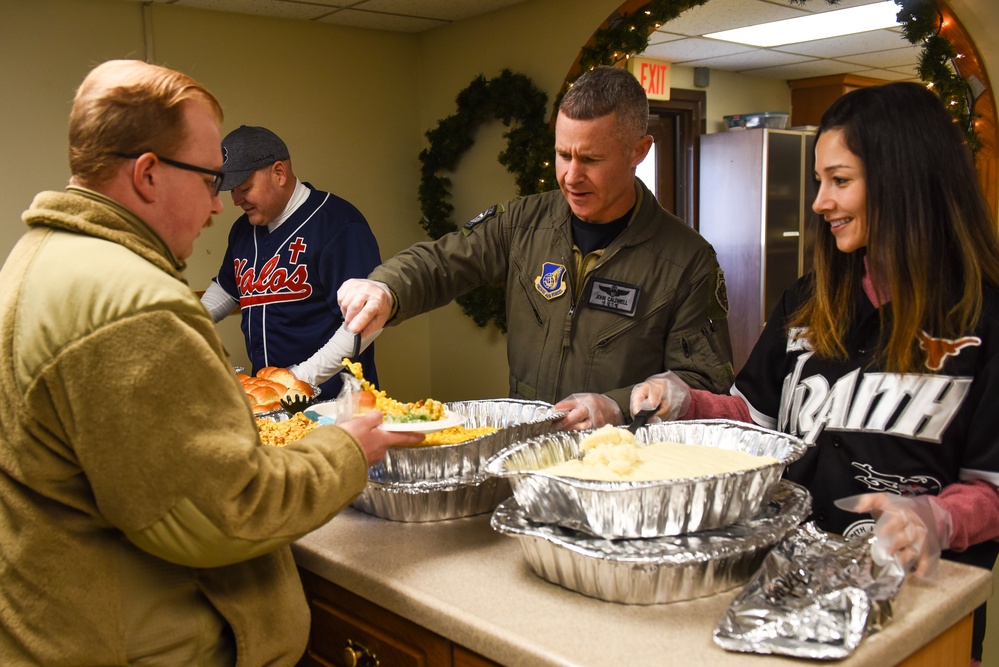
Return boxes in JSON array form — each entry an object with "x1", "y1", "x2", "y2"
[{"x1": 627, "y1": 57, "x2": 671, "y2": 101}]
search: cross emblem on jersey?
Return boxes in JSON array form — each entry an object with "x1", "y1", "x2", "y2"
[{"x1": 289, "y1": 237, "x2": 307, "y2": 263}]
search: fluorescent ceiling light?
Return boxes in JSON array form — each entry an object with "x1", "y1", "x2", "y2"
[{"x1": 704, "y1": 1, "x2": 901, "y2": 47}]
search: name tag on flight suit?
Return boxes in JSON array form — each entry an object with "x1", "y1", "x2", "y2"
[{"x1": 587, "y1": 278, "x2": 640, "y2": 316}]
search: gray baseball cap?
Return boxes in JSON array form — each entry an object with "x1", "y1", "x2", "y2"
[{"x1": 219, "y1": 125, "x2": 290, "y2": 191}]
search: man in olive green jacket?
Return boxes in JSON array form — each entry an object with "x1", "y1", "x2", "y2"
[
  {"x1": 339, "y1": 67, "x2": 734, "y2": 428},
  {"x1": 0, "y1": 60, "x2": 419, "y2": 667}
]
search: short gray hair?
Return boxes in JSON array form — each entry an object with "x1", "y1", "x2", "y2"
[{"x1": 558, "y1": 66, "x2": 649, "y2": 143}]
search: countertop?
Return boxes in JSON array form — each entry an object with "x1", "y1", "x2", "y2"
[{"x1": 292, "y1": 507, "x2": 993, "y2": 667}]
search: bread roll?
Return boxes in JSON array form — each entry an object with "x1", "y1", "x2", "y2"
[
  {"x1": 252, "y1": 401, "x2": 282, "y2": 414},
  {"x1": 266, "y1": 379, "x2": 288, "y2": 394},
  {"x1": 242, "y1": 368, "x2": 311, "y2": 411},
  {"x1": 356, "y1": 390, "x2": 376, "y2": 414},
  {"x1": 258, "y1": 367, "x2": 298, "y2": 388},
  {"x1": 249, "y1": 385, "x2": 281, "y2": 406},
  {"x1": 287, "y1": 379, "x2": 314, "y2": 398}
]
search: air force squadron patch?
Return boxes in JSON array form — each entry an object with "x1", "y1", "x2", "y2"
[
  {"x1": 711, "y1": 268, "x2": 729, "y2": 316},
  {"x1": 535, "y1": 262, "x2": 567, "y2": 300},
  {"x1": 463, "y1": 204, "x2": 498, "y2": 230},
  {"x1": 588, "y1": 278, "x2": 640, "y2": 316}
]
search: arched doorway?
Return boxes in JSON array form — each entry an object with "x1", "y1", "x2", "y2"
[{"x1": 562, "y1": 0, "x2": 998, "y2": 217}]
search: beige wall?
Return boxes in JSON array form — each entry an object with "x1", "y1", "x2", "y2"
[
  {"x1": 0, "y1": 0, "x2": 811, "y2": 404},
  {"x1": 0, "y1": 0, "x2": 429, "y2": 396},
  {"x1": 3, "y1": 0, "x2": 998, "y2": 400},
  {"x1": 2, "y1": 0, "x2": 999, "y2": 662}
]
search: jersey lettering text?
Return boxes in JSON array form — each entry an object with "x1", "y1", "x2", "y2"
[
  {"x1": 235, "y1": 256, "x2": 313, "y2": 306},
  {"x1": 778, "y1": 329, "x2": 972, "y2": 443}
]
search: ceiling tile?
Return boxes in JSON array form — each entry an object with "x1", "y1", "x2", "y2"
[
  {"x1": 646, "y1": 32, "x2": 686, "y2": 47},
  {"x1": 749, "y1": 58, "x2": 867, "y2": 80},
  {"x1": 315, "y1": 7, "x2": 444, "y2": 31},
  {"x1": 837, "y1": 45, "x2": 925, "y2": 69},
  {"x1": 653, "y1": 0, "x2": 807, "y2": 37},
  {"x1": 168, "y1": 0, "x2": 339, "y2": 20},
  {"x1": 681, "y1": 49, "x2": 815, "y2": 71},
  {"x1": 791, "y1": 0, "x2": 894, "y2": 13},
  {"x1": 642, "y1": 36, "x2": 753, "y2": 63},
  {"x1": 775, "y1": 29, "x2": 913, "y2": 58},
  {"x1": 356, "y1": 0, "x2": 526, "y2": 21}
]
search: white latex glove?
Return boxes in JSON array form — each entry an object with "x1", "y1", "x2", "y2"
[
  {"x1": 288, "y1": 323, "x2": 382, "y2": 386},
  {"x1": 629, "y1": 371, "x2": 691, "y2": 422},
  {"x1": 337, "y1": 278, "x2": 395, "y2": 339},
  {"x1": 835, "y1": 493, "x2": 953, "y2": 579},
  {"x1": 553, "y1": 393, "x2": 623, "y2": 431}
]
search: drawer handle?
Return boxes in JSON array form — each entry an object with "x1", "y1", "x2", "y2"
[{"x1": 342, "y1": 638, "x2": 380, "y2": 667}]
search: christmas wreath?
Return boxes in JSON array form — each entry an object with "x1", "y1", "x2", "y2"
[
  {"x1": 417, "y1": 69, "x2": 555, "y2": 332},
  {"x1": 420, "y1": 0, "x2": 979, "y2": 332}
]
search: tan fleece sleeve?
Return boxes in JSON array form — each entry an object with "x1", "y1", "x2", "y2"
[{"x1": 37, "y1": 307, "x2": 369, "y2": 568}]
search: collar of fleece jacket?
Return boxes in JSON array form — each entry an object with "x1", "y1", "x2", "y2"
[{"x1": 23, "y1": 186, "x2": 187, "y2": 280}]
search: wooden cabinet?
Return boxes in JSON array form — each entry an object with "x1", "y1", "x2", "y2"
[
  {"x1": 699, "y1": 128, "x2": 816, "y2": 371},
  {"x1": 788, "y1": 73, "x2": 892, "y2": 127},
  {"x1": 297, "y1": 568, "x2": 501, "y2": 667},
  {"x1": 453, "y1": 646, "x2": 504, "y2": 667}
]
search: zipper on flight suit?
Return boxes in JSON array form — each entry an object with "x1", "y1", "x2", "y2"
[
  {"x1": 555, "y1": 291, "x2": 580, "y2": 400},
  {"x1": 562, "y1": 242, "x2": 619, "y2": 350},
  {"x1": 555, "y1": 272, "x2": 587, "y2": 400},
  {"x1": 554, "y1": 238, "x2": 622, "y2": 399}
]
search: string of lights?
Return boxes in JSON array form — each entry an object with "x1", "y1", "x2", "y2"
[{"x1": 418, "y1": 0, "x2": 980, "y2": 332}]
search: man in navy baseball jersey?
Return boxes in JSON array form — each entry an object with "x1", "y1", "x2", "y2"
[{"x1": 201, "y1": 126, "x2": 380, "y2": 394}]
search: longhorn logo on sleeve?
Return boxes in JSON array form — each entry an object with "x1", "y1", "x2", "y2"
[{"x1": 917, "y1": 331, "x2": 981, "y2": 371}]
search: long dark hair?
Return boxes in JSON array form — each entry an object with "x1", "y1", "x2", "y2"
[{"x1": 790, "y1": 81, "x2": 999, "y2": 372}]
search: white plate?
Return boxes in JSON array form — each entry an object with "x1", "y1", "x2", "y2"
[
  {"x1": 306, "y1": 400, "x2": 339, "y2": 419},
  {"x1": 379, "y1": 413, "x2": 466, "y2": 433}
]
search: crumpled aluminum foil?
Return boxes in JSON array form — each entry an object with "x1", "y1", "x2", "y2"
[{"x1": 713, "y1": 522, "x2": 905, "y2": 660}]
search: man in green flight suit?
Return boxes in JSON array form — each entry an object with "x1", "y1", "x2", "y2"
[{"x1": 338, "y1": 66, "x2": 734, "y2": 428}]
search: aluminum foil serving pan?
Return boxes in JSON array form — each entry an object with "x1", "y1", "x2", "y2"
[
  {"x1": 491, "y1": 480, "x2": 811, "y2": 604},
  {"x1": 483, "y1": 420, "x2": 806, "y2": 539},
  {"x1": 372, "y1": 399, "x2": 563, "y2": 483},
  {"x1": 351, "y1": 473, "x2": 511, "y2": 522}
]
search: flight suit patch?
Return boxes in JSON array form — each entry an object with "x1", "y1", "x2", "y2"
[
  {"x1": 464, "y1": 204, "x2": 498, "y2": 231},
  {"x1": 587, "y1": 278, "x2": 640, "y2": 317},
  {"x1": 535, "y1": 262, "x2": 567, "y2": 300},
  {"x1": 709, "y1": 268, "x2": 729, "y2": 317}
]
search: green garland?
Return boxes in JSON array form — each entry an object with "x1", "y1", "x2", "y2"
[
  {"x1": 895, "y1": 0, "x2": 981, "y2": 150},
  {"x1": 418, "y1": 70, "x2": 555, "y2": 332},
  {"x1": 420, "y1": 0, "x2": 980, "y2": 332},
  {"x1": 577, "y1": 0, "x2": 980, "y2": 147}
]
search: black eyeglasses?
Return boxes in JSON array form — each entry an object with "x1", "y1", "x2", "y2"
[{"x1": 116, "y1": 151, "x2": 224, "y2": 195}]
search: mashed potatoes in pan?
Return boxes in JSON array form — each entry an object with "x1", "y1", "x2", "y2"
[{"x1": 544, "y1": 425, "x2": 777, "y2": 482}]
